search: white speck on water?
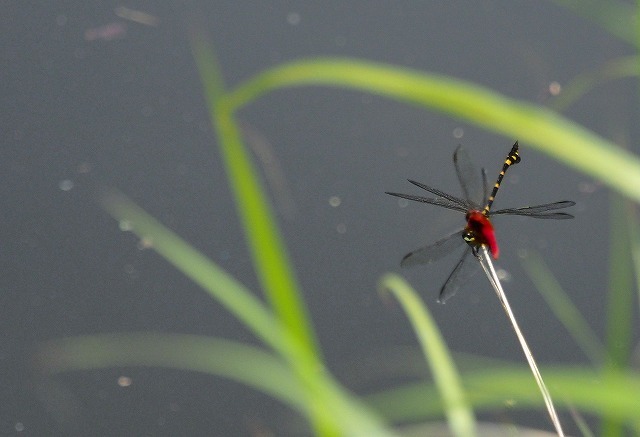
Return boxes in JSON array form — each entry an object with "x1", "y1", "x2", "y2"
[
  {"x1": 549, "y1": 81, "x2": 561, "y2": 96},
  {"x1": 287, "y1": 12, "x2": 301, "y2": 25},
  {"x1": 137, "y1": 237, "x2": 153, "y2": 250},
  {"x1": 59, "y1": 179, "x2": 74, "y2": 191},
  {"x1": 118, "y1": 376, "x2": 132, "y2": 387},
  {"x1": 578, "y1": 181, "x2": 597, "y2": 193},
  {"x1": 496, "y1": 268, "x2": 511, "y2": 282}
]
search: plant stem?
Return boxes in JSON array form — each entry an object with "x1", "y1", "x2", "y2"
[{"x1": 479, "y1": 246, "x2": 565, "y2": 436}]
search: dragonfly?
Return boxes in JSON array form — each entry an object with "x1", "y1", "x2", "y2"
[{"x1": 386, "y1": 141, "x2": 575, "y2": 303}]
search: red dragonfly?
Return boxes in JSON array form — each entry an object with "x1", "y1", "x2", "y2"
[{"x1": 386, "y1": 141, "x2": 575, "y2": 303}]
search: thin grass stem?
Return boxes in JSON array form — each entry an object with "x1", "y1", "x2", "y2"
[{"x1": 478, "y1": 246, "x2": 565, "y2": 437}]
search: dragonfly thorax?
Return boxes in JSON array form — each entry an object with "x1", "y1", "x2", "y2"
[{"x1": 464, "y1": 210, "x2": 499, "y2": 259}]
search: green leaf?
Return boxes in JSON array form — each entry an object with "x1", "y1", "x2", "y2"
[
  {"x1": 100, "y1": 192, "x2": 395, "y2": 436},
  {"x1": 190, "y1": 32, "x2": 320, "y2": 363},
  {"x1": 549, "y1": 0, "x2": 637, "y2": 45},
  {"x1": 379, "y1": 273, "x2": 476, "y2": 437},
  {"x1": 224, "y1": 57, "x2": 640, "y2": 202},
  {"x1": 366, "y1": 366, "x2": 640, "y2": 424},
  {"x1": 522, "y1": 250, "x2": 605, "y2": 366},
  {"x1": 38, "y1": 333, "x2": 305, "y2": 411}
]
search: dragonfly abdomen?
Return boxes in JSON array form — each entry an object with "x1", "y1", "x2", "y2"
[{"x1": 482, "y1": 141, "x2": 521, "y2": 216}]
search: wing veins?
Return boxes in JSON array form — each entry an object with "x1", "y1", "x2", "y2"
[
  {"x1": 406, "y1": 179, "x2": 469, "y2": 208},
  {"x1": 386, "y1": 192, "x2": 467, "y2": 213},
  {"x1": 492, "y1": 201, "x2": 576, "y2": 219},
  {"x1": 400, "y1": 229, "x2": 464, "y2": 267}
]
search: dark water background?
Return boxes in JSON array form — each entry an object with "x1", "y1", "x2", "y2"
[{"x1": 2, "y1": 1, "x2": 633, "y2": 435}]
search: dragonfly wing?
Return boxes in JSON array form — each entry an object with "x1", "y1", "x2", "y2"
[
  {"x1": 492, "y1": 201, "x2": 576, "y2": 219},
  {"x1": 385, "y1": 191, "x2": 467, "y2": 213},
  {"x1": 453, "y1": 145, "x2": 484, "y2": 209},
  {"x1": 481, "y1": 167, "x2": 489, "y2": 206},
  {"x1": 438, "y1": 246, "x2": 479, "y2": 303},
  {"x1": 401, "y1": 229, "x2": 464, "y2": 267},
  {"x1": 406, "y1": 179, "x2": 469, "y2": 209}
]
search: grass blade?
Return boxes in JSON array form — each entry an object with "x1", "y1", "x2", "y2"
[
  {"x1": 101, "y1": 191, "x2": 285, "y2": 353},
  {"x1": 100, "y1": 191, "x2": 395, "y2": 436},
  {"x1": 601, "y1": 194, "x2": 635, "y2": 436},
  {"x1": 379, "y1": 273, "x2": 477, "y2": 437},
  {"x1": 190, "y1": 30, "x2": 320, "y2": 361},
  {"x1": 367, "y1": 366, "x2": 640, "y2": 425},
  {"x1": 38, "y1": 333, "x2": 305, "y2": 411},
  {"x1": 548, "y1": 0, "x2": 637, "y2": 45},
  {"x1": 626, "y1": 202, "x2": 640, "y2": 312},
  {"x1": 223, "y1": 57, "x2": 640, "y2": 203},
  {"x1": 550, "y1": 56, "x2": 639, "y2": 111},
  {"x1": 521, "y1": 250, "x2": 605, "y2": 366},
  {"x1": 189, "y1": 32, "x2": 343, "y2": 435},
  {"x1": 605, "y1": 194, "x2": 634, "y2": 367}
]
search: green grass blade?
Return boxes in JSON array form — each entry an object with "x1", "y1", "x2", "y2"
[
  {"x1": 569, "y1": 405, "x2": 596, "y2": 437},
  {"x1": 101, "y1": 191, "x2": 284, "y2": 352},
  {"x1": 602, "y1": 194, "x2": 635, "y2": 436},
  {"x1": 605, "y1": 194, "x2": 634, "y2": 368},
  {"x1": 626, "y1": 203, "x2": 640, "y2": 311},
  {"x1": 366, "y1": 366, "x2": 640, "y2": 425},
  {"x1": 190, "y1": 31, "x2": 319, "y2": 361},
  {"x1": 190, "y1": 32, "x2": 330, "y2": 435},
  {"x1": 521, "y1": 250, "x2": 605, "y2": 366},
  {"x1": 38, "y1": 333, "x2": 305, "y2": 412},
  {"x1": 100, "y1": 192, "x2": 395, "y2": 436},
  {"x1": 223, "y1": 57, "x2": 640, "y2": 202},
  {"x1": 548, "y1": 0, "x2": 637, "y2": 46},
  {"x1": 550, "y1": 56, "x2": 639, "y2": 111},
  {"x1": 379, "y1": 273, "x2": 476, "y2": 437}
]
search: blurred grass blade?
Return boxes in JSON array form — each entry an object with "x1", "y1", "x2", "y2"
[
  {"x1": 479, "y1": 247, "x2": 565, "y2": 436},
  {"x1": 224, "y1": 57, "x2": 640, "y2": 203},
  {"x1": 379, "y1": 273, "x2": 476, "y2": 437},
  {"x1": 625, "y1": 200, "x2": 640, "y2": 312},
  {"x1": 521, "y1": 250, "x2": 605, "y2": 365},
  {"x1": 605, "y1": 194, "x2": 634, "y2": 368},
  {"x1": 101, "y1": 191, "x2": 285, "y2": 353},
  {"x1": 366, "y1": 366, "x2": 640, "y2": 424},
  {"x1": 38, "y1": 333, "x2": 305, "y2": 411},
  {"x1": 100, "y1": 191, "x2": 395, "y2": 436},
  {"x1": 550, "y1": 56, "x2": 639, "y2": 111},
  {"x1": 190, "y1": 30, "x2": 319, "y2": 361},
  {"x1": 548, "y1": 0, "x2": 637, "y2": 46},
  {"x1": 601, "y1": 194, "x2": 635, "y2": 436},
  {"x1": 568, "y1": 405, "x2": 596, "y2": 437},
  {"x1": 190, "y1": 32, "x2": 333, "y2": 435}
]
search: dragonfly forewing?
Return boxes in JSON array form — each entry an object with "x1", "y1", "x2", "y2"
[
  {"x1": 453, "y1": 145, "x2": 484, "y2": 209},
  {"x1": 401, "y1": 229, "x2": 464, "y2": 267},
  {"x1": 406, "y1": 179, "x2": 469, "y2": 209},
  {"x1": 385, "y1": 191, "x2": 468, "y2": 213}
]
